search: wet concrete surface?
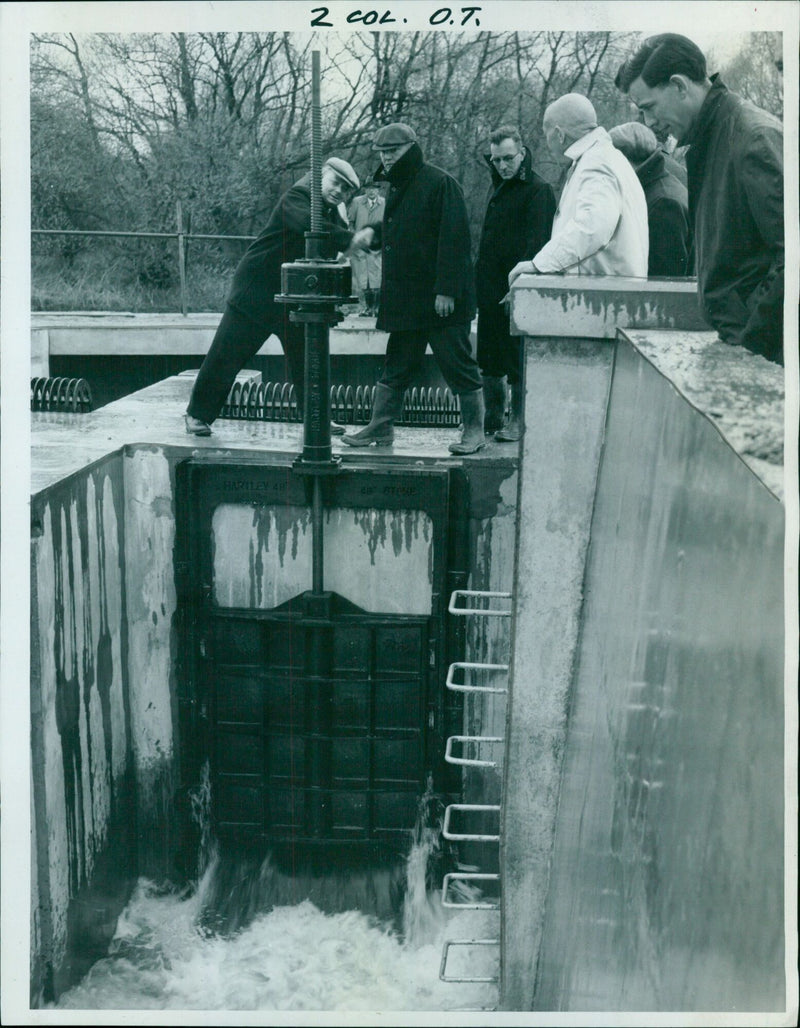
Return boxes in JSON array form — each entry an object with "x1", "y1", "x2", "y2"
[
  {"x1": 31, "y1": 370, "x2": 515, "y2": 496},
  {"x1": 622, "y1": 329, "x2": 785, "y2": 499}
]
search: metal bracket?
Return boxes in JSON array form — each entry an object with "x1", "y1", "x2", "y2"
[
  {"x1": 446, "y1": 661, "x2": 509, "y2": 694},
  {"x1": 442, "y1": 803, "x2": 501, "y2": 842},
  {"x1": 448, "y1": 589, "x2": 512, "y2": 617},
  {"x1": 445, "y1": 735, "x2": 504, "y2": 769},
  {"x1": 439, "y1": 939, "x2": 500, "y2": 983},
  {"x1": 442, "y1": 872, "x2": 500, "y2": 910}
]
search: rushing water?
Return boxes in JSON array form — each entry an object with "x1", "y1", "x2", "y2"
[{"x1": 55, "y1": 779, "x2": 500, "y2": 1012}]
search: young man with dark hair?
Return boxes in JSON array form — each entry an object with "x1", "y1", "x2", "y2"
[{"x1": 617, "y1": 33, "x2": 784, "y2": 365}]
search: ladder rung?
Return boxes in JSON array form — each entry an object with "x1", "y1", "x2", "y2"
[
  {"x1": 439, "y1": 939, "x2": 500, "y2": 983},
  {"x1": 445, "y1": 735, "x2": 504, "y2": 768},
  {"x1": 446, "y1": 661, "x2": 509, "y2": 694},
  {"x1": 448, "y1": 589, "x2": 512, "y2": 617},
  {"x1": 442, "y1": 872, "x2": 500, "y2": 909},
  {"x1": 443, "y1": 804, "x2": 501, "y2": 842}
]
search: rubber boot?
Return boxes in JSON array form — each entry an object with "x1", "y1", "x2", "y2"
[
  {"x1": 495, "y1": 382, "x2": 524, "y2": 442},
  {"x1": 482, "y1": 376, "x2": 506, "y2": 434},
  {"x1": 342, "y1": 383, "x2": 404, "y2": 447},
  {"x1": 448, "y1": 389, "x2": 485, "y2": 455}
]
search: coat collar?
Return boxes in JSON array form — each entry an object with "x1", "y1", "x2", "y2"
[
  {"x1": 564, "y1": 125, "x2": 611, "y2": 164},
  {"x1": 683, "y1": 73, "x2": 728, "y2": 150},
  {"x1": 374, "y1": 142, "x2": 425, "y2": 186},
  {"x1": 635, "y1": 148, "x2": 666, "y2": 187},
  {"x1": 483, "y1": 144, "x2": 533, "y2": 187}
]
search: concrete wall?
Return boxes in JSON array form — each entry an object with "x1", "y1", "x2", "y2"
[
  {"x1": 500, "y1": 338, "x2": 615, "y2": 1006},
  {"x1": 531, "y1": 337, "x2": 784, "y2": 1011},
  {"x1": 30, "y1": 455, "x2": 134, "y2": 1002},
  {"x1": 30, "y1": 445, "x2": 184, "y2": 1000},
  {"x1": 122, "y1": 447, "x2": 181, "y2": 879},
  {"x1": 500, "y1": 328, "x2": 785, "y2": 1011}
]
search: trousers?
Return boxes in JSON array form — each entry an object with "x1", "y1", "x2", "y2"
[
  {"x1": 378, "y1": 324, "x2": 482, "y2": 395},
  {"x1": 476, "y1": 303, "x2": 522, "y2": 384},
  {"x1": 187, "y1": 304, "x2": 306, "y2": 425}
]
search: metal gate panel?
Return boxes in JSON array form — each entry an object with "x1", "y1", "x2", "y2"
[{"x1": 175, "y1": 459, "x2": 465, "y2": 864}]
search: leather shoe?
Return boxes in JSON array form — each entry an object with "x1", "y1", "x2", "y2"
[{"x1": 185, "y1": 414, "x2": 212, "y2": 436}]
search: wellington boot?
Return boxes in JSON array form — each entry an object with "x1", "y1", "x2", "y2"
[
  {"x1": 495, "y1": 382, "x2": 524, "y2": 442},
  {"x1": 448, "y1": 389, "x2": 486, "y2": 455},
  {"x1": 482, "y1": 376, "x2": 506, "y2": 434},
  {"x1": 343, "y1": 383, "x2": 404, "y2": 447}
]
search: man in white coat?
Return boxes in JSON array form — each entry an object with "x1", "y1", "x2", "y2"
[{"x1": 508, "y1": 93, "x2": 648, "y2": 284}]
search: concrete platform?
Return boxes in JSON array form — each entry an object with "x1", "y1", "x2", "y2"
[{"x1": 31, "y1": 368, "x2": 513, "y2": 497}]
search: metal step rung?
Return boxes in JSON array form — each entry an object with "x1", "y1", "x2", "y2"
[
  {"x1": 442, "y1": 872, "x2": 500, "y2": 909},
  {"x1": 448, "y1": 589, "x2": 512, "y2": 617},
  {"x1": 445, "y1": 735, "x2": 504, "y2": 768},
  {"x1": 439, "y1": 939, "x2": 500, "y2": 983},
  {"x1": 443, "y1": 803, "x2": 501, "y2": 842},
  {"x1": 446, "y1": 661, "x2": 509, "y2": 694}
]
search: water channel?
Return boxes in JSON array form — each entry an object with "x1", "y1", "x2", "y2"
[{"x1": 54, "y1": 773, "x2": 499, "y2": 1012}]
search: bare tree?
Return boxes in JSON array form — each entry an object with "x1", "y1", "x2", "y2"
[{"x1": 717, "y1": 32, "x2": 783, "y2": 119}]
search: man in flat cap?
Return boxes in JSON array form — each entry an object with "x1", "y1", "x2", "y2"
[
  {"x1": 185, "y1": 157, "x2": 373, "y2": 435},
  {"x1": 343, "y1": 123, "x2": 486, "y2": 454}
]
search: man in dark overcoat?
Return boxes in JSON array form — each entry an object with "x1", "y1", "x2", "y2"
[
  {"x1": 185, "y1": 157, "x2": 372, "y2": 435},
  {"x1": 475, "y1": 125, "x2": 556, "y2": 440},
  {"x1": 617, "y1": 33, "x2": 784, "y2": 364},
  {"x1": 609, "y1": 121, "x2": 691, "y2": 277},
  {"x1": 343, "y1": 123, "x2": 486, "y2": 454}
]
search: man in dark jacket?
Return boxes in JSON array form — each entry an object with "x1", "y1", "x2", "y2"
[
  {"x1": 617, "y1": 33, "x2": 784, "y2": 365},
  {"x1": 343, "y1": 123, "x2": 485, "y2": 454},
  {"x1": 185, "y1": 157, "x2": 372, "y2": 435},
  {"x1": 475, "y1": 126, "x2": 556, "y2": 440},
  {"x1": 609, "y1": 121, "x2": 691, "y2": 277}
]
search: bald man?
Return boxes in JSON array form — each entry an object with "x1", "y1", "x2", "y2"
[{"x1": 508, "y1": 94, "x2": 648, "y2": 284}]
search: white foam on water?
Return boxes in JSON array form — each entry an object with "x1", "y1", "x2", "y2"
[
  {"x1": 55, "y1": 792, "x2": 499, "y2": 1013},
  {"x1": 55, "y1": 872, "x2": 498, "y2": 1012}
]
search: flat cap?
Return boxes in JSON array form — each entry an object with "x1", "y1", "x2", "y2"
[
  {"x1": 372, "y1": 123, "x2": 417, "y2": 150},
  {"x1": 324, "y1": 157, "x2": 360, "y2": 190}
]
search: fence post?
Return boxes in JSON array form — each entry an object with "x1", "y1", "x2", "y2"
[{"x1": 176, "y1": 199, "x2": 187, "y2": 316}]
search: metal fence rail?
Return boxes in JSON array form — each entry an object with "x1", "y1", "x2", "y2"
[{"x1": 32, "y1": 201, "x2": 257, "y2": 315}]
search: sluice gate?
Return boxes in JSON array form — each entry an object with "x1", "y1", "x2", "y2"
[
  {"x1": 26, "y1": 276, "x2": 787, "y2": 1011},
  {"x1": 175, "y1": 459, "x2": 471, "y2": 867}
]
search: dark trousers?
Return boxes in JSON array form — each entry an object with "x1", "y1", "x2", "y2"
[
  {"x1": 187, "y1": 305, "x2": 305, "y2": 424},
  {"x1": 477, "y1": 303, "x2": 522, "y2": 385},
  {"x1": 378, "y1": 324, "x2": 482, "y2": 395}
]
